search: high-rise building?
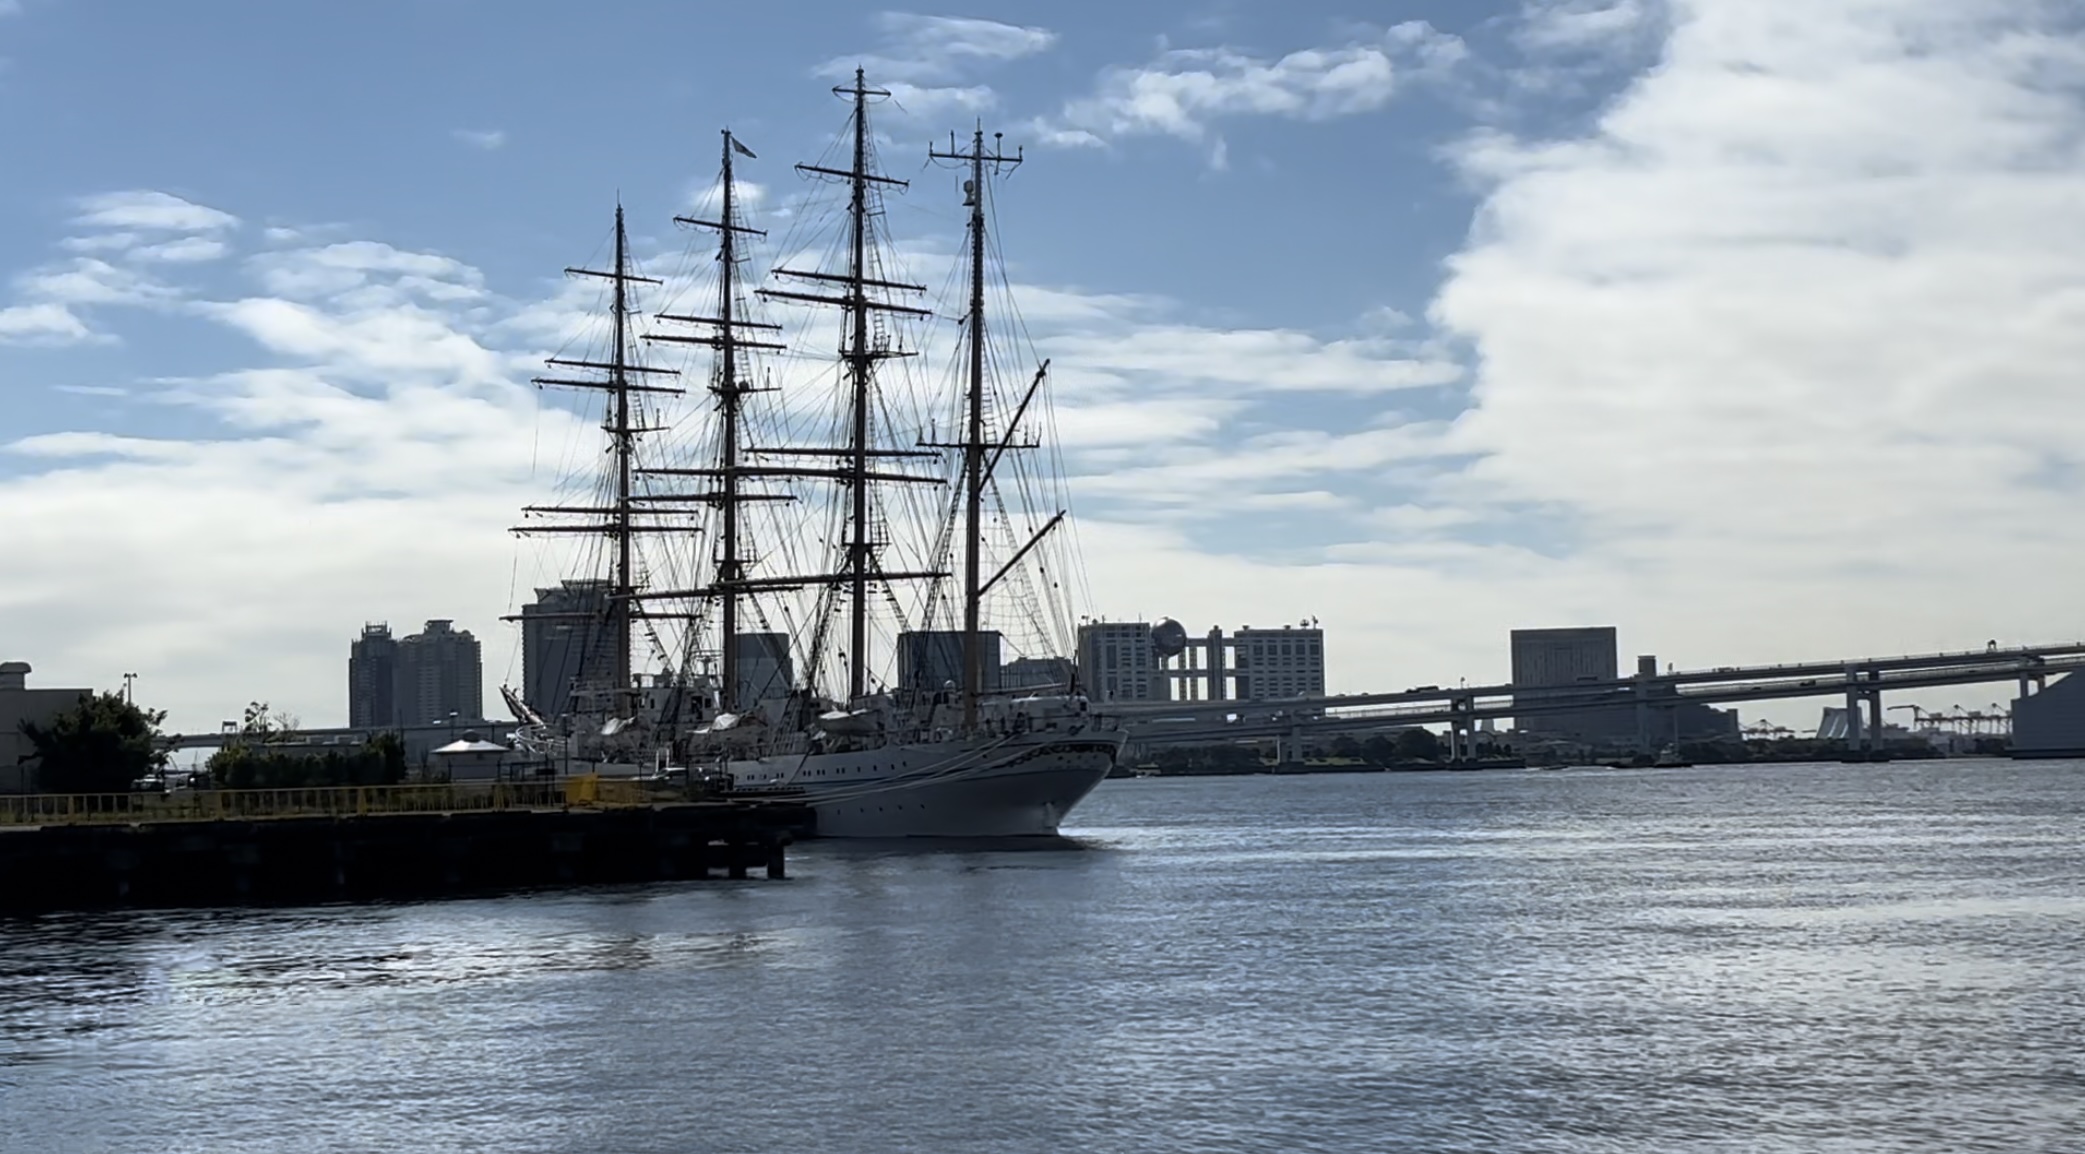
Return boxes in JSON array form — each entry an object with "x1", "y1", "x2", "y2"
[
  {"x1": 1231, "y1": 625, "x2": 1326, "y2": 701},
  {"x1": 396, "y1": 619, "x2": 483, "y2": 726},
  {"x1": 348, "y1": 623, "x2": 399, "y2": 728},
  {"x1": 1077, "y1": 621, "x2": 1165, "y2": 702},
  {"x1": 1510, "y1": 626, "x2": 1629, "y2": 741},
  {"x1": 520, "y1": 580, "x2": 617, "y2": 718},
  {"x1": 896, "y1": 630, "x2": 1002, "y2": 694},
  {"x1": 729, "y1": 633, "x2": 795, "y2": 713}
]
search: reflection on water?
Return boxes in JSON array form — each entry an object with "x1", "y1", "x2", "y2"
[{"x1": 2, "y1": 760, "x2": 2080, "y2": 1153}]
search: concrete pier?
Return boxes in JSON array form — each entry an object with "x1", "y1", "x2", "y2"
[{"x1": 0, "y1": 801, "x2": 807, "y2": 913}]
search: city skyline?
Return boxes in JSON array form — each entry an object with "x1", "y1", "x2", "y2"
[{"x1": 4, "y1": 1, "x2": 2084, "y2": 734}]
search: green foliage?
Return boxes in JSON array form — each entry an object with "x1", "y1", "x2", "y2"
[
  {"x1": 207, "y1": 732, "x2": 406, "y2": 790},
  {"x1": 236, "y1": 700, "x2": 298, "y2": 738},
  {"x1": 1144, "y1": 744, "x2": 1268, "y2": 775},
  {"x1": 1392, "y1": 727, "x2": 1444, "y2": 763},
  {"x1": 19, "y1": 691, "x2": 169, "y2": 794}
]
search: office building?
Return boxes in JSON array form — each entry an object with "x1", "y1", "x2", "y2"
[
  {"x1": 396, "y1": 619, "x2": 483, "y2": 726},
  {"x1": 897, "y1": 630, "x2": 1002, "y2": 694},
  {"x1": 729, "y1": 633, "x2": 795, "y2": 713},
  {"x1": 521, "y1": 579, "x2": 617, "y2": 718},
  {"x1": 1512, "y1": 627, "x2": 1619, "y2": 688},
  {"x1": 1231, "y1": 625, "x2": 1326, "y2": 701},
  {"x1": 1510, "y1": 626, "x2": 1631, "y2": 742},
  {"x1": 347, "y1": 623, "x2": 399, "y2": 728},
  {"x1": 1077, "y1": 621, "x2": 1165, "y2": 702}
]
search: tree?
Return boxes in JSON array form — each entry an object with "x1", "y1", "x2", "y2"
[
  {"x1": 1392, "y1": 727, "x2": 1443, "y2": 763},
  {"x1": 207, "y1": 732, "x2": 405, "y2": 789},
  {"x1": 237, "y1": 700, "x2": 299, "y2": 740},
  {"x1": 20, "y1": 691, "x2": 169, "y2": 794}
]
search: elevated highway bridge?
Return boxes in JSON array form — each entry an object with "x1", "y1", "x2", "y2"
[
  {"x1": 1106, "y1": 641, "x2": 2085, "y2": 759},
  {"x1": 155, "y1": 643, "x2": 2085, "y2": 765}
]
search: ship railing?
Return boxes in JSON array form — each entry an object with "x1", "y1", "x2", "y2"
[{"x1": 0, "y1": 776, "x2": 675, "y2": 827}]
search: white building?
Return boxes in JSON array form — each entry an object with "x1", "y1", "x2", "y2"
[{"x1": 430, "y1": 734, "x2": 510, "y2": 782}]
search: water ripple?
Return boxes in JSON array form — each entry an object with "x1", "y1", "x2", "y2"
[{"x1": 2, "y1": 760, "x2": 2081, "y2": 1152}]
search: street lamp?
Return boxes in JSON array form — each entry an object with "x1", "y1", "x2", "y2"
[{"x1": 122, "y1": 672, "x2": 137, "y2": 705}]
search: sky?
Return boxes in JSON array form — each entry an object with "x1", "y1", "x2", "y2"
[{"x1": 4, "y1": 0, "x2": 2084, "y2": 734}]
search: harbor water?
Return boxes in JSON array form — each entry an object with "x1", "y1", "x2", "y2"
[{"x1": 2, "y1": 760, "x2": 2080, "y2": 1152}]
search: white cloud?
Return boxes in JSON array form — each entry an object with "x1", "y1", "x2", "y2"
[
  {"x1": 1424, "y1": 0, "x2": 2085, "y2": 672},
  {"x1": 0, "y1": 242, "x2": 589, "y2": 732},
  {"x1": 452, "y1": 128, "x2": 507, "y2": 150},
  {"x1": 1034, "y1": 22, "x2": 1464, "y2": 149},
  {"x1": 886, "y1": 80, "x2": 996, "y2": 118},
  {"x1": 1517, "y1": 0, "x2": 1657, "y2": 54},
  {"x1": 16, "y1": 257, "x2": 175, "y2": 306},
  {"x1": 0, "y1": 302, "x2": 91, "y2": 344},
  {"x1": 819, "y1": 12, "x2": 1057, "y2": 121},
  {"x1": 824, "y1": 12, "x2": 1056, "y2": 83},
  {"x1": 1075, "y1": 419, "x2": 1458, "y2": 508},
  {"x1": 61, "y1": 232, "x2": 140, "y2": 254},
  {"x1": 1048, "y1": 324, "x2": 1462, "y2": 396},
  {"x1": 684, "y1": 178, "x2": 770, "y2": 215},
  {"x1": 130, "y1": 236, "x2": 230, "y2": 263},
  {"x1": 246, "y1": 240, "x2": 486, "y2": 302},
  {"x1": 205, "y1": 297, "x2": 505, "y2": 383},
  {"x1": 74, "y1": 190, "x2": 238, "y2": 233}
]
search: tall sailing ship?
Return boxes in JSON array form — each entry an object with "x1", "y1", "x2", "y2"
[{"x1": 505, "y1": 72, "x2": 1123, "y2": 837}]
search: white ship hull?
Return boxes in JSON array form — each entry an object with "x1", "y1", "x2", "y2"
[{"x1": 726, "y1": 730, "x2": 1123, "y2": 838}]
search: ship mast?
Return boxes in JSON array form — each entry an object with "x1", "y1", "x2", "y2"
[
  {"x1": 640, "y1": 131, "x2": 786, "y2": 711},
  {"x1": 845, "y1": 77, "x2": 874, "y2": 702},
  {"x1": 930, "y1": 126, "x2": 1021, "y2": 730},
  {"x1": 510, "y1": 205, "x2": 686, "y2": 717},
  {"x1": 755, "y1": 69, "x2": 942, "y2": 702},
  {"x1": 611, "y1": 211, "x2": 634, "y2": 695}
]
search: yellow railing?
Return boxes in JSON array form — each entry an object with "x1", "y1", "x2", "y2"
[{"x1": 0, "y1": 775, "x2": 683, "y2": 827}]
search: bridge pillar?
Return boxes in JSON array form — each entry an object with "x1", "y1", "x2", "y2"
[
  {"x1": 1867, "y1": 690, "x2": 1886, "y2": 754},
  {"x1": 1447, "y1": 696, "x2": 1474, "y2": 764},
  {"x1": 1845, "y1": 686, "x2": 1864, "y2": 754}
]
